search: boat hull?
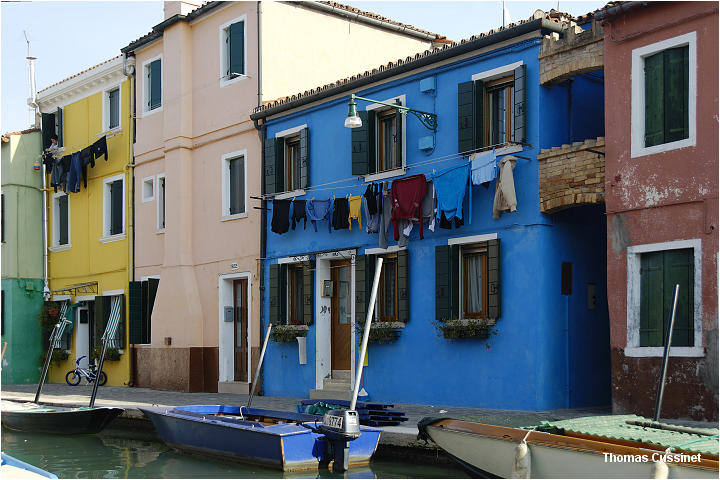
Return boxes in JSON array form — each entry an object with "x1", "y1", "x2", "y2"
[
  {"x1": 140, "y1": 405, "x2": 381, "y2": 471},
  {"x1": 1, "y1": 453, "x2": 58, "y2": 479},
  {"x1": 422, "y1": 419, "x2": 718, "y2": 479},
  {"x1": 1, "y1": 402, "x2": 123, "y2": 435}
]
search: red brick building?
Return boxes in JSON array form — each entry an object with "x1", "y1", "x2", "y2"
[{"x1": 599, "y1": 1, "x2": 718, "y2": 421}]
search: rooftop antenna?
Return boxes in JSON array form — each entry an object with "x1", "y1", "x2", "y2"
[
  {"x1": 24, "y1": 30, "x2": 39, "y2": 128},
  {"x1": 502, "y1": 1, "x2": 505, "y2": 27}
]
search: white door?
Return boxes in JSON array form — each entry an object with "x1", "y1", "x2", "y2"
[{"x1": 75, "y1": 306, "x2": 90, "y2": 368}]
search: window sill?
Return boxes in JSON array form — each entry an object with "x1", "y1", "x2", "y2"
[
  {"x1": 49, "y1": 244, "x2": 72, "y2": 252},
  {"x1": 273, "y1": 189, "x2": 306, "y2": 200},
  {"x1": 631, "y1": 137, "x2": 695, "y2": 159},
  {"x1": 364, "y1": 168, "x2": 406, "y2": 183},
  {"x1": 220, "y1": 74, "x2": 249, "y2": 88},
  {"x1": 624, "y1": 346, "x2": 704, "y2": 358},
  {"x1": 282, "y1": 324, "x2": 309, "y2": 332},
  {"x1": 100, "y1": 127, "x2": 122, "y2": 137},
  {"x1": 371, "y1": 321, "x2": 405, "y2": 329},
  {"x1": 458, "y1": 318, "x2": 496, "y2": 326},
  {"x1": 141, "y1": 106, "x2": 163, "y2": 118},
  {"x1": 155, "y1": 229, "x2": 165, "y2": 235},
  {"x1": 494, "y1": 144, "x2": 523, "y2": 156},
  {"x1": 99, "y1": 233, "x2": 126, "y2": 243},
  {"x1": 221, "y1": 212, "x2": 248, "y2": 222}
]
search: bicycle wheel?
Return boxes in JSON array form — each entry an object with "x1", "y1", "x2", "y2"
[
  {"x1": 65, "y1": 370, "x2": 81, "y2": 386},
  {"x1": 98, "y1": 371, "x2": 107, "y2": 386}
]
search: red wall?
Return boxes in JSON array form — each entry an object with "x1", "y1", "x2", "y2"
[{"x1": 603, "y1": 2, "x2": 718, "y2": 420}]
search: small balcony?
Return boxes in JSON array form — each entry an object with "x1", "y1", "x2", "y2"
[{"x1": 539, "y1": 20, "x2": 604, "y2": 86}]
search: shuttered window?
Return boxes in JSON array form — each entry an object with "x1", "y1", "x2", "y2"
[
  {"x1": 226, "y1": 21, "x2": 245, "y2": 78},
  {"x1": 147, "y1": 59, "x2": 162, "y2": 111},
  {"x1": 229, "y1": 156, "x2": 245, "y2": 215},
  {"x1": 110, "y1": 180, "x2": 123, "y2": 235},
  {"x1": 108, "y1": 88, "x2": 120, "y2": 129},
  {"x1": 41, "y1": 113, "x2": 56, "y2": 149},
  {"x1": 56, "y1": 194, "x2": 69, "y2": 246},
  {"x1": 350, "y1": 103, "x2": 403, "y2": 176},
  {"x1": 94, "y1": 295, "x2": 126, "y2": 350},
  {"x1": 355, "y1": 251, "x2": 409, "y2": 324},
  {"x1": 644, "y1": 46, "x2": 689, "y2": 148},
  {"x1": 56, "y1": 107, "x2": 64, "y2": 147},
  {"x1": 129, "y1": 278, "x2": 158, "y2": 345},
  {"x1": 263, "y1": 128, "x2": 309, "y2": 195},
  {"x1": 639, "y1": 249, "x2": 693, "y2": 347},
  {"x1": 269, "y1": 261, "x2": 314, "y2": 325}
]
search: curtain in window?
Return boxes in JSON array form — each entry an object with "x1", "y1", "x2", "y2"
[
  {"x1": 384, "y1": 267, "x2": 395, "y2": 318},
  {"x1": 467, "y1": 254, "x2": 483, "y2": 314}
]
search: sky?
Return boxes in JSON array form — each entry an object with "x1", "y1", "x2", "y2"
[{"x1": 1, "y1": 0, "x2": 607, "y2": 134}]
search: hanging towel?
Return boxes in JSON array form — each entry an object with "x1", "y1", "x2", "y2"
[
  {"x1": 433, "y1": 163, "x2": 471, "y2": 225},
  {"x1": 493, "y1": 155, "x2": 518, "y2": 219},
  {"x1": 92, "y1": 136, "x2": 108, "y2": 161},
  {"x1": 470, "y1": 150, "x2": 497, "y2": 185},
  {"x1": 306, "y1": 199, "x2": 333, "y2": 233},
  {"x1": 332, "y1": 198, "x2": 350, "y2": 230},
  {"x1": 348, "y1": 195, "x2": 362, "y2": 230},
  {"x1": 291, "y1": 199, "x2": 307, "y2": 230},
  {"x1": 390, "y1": 174, "x2": 427, "y2": 241},
  {"x1": 271, "y1": 199, "x2": 291, "y2": 234}
]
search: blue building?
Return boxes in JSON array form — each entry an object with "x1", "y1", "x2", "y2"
[{"x1": 250, "y1": 11, "x2": 609, "y2": 411}]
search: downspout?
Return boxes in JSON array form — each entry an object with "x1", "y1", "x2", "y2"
[
  {"x1": 255, "y1": 1, "x2": 266, "y2": 392},
  {"x1": 41, "y1": 156, "x2": 50, "y2": 302},
  {"x1": 257, "y1": 1, "x2": 263, "y2": 107},
  {"x1": 123, "y1": 52, "x2": 137, "y2": 387}
]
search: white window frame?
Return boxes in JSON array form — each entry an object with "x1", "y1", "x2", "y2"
[
  {"x1": 630, "y1": 31, "x2": 697, "y2": 158},
  {"x1": 141, "y1": 176, "x2": 155, "y2": 202},
  {"x1": 221, "y1": 150, "x2": 248, "y2": 221},
  {"x1": 141, "y1": 54, "x2": 163, "y2": 116},
  {"x1": 219, "y1": 15, "x2": 248, "y2": 88},
  {"x1": 101, "y1": 173, "x2": 126, "y2": 242},
  {"x1": 50, "y1": 192, "x2": 71, "y2": 252},
  {"x1": 102, "y1": 84, "x2": 122, "y2": 133},
  {"x1": 625, "y1": 239, "x2": 703, "y2": 357},
  {"x1": 364, "y1": 95, "x2": 407, "y2": 182},
  {"x1": 273, "y1": 124, "x2": 307, "y2": 198},
  {"x1": 156, "y1": 173, "x2": 166, "y2": 233}
]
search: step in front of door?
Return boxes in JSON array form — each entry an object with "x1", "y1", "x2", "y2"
[
  {"x1": 308, "y1": 388, "x2": 354, "y2": 401},
  {"x1": 217, "y1": 381, "x2": 250, "y2": 395}
]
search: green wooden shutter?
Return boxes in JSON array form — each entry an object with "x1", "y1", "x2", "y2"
[
  {"x1": 93, "y1": 296, "x2": 108, "y2": 350},
  {"x1": 397, "y1": 250, "x2": 409, "y2": 323},
  {"x1": 394, "y1": 103, "x2": 403, "y2": 169},
  {"x1": 264, "y1": 137, "x2": 277, "y2": 195},
  {"x1": 640, "y1": 251, "x2": 664, "y2": 346},
  {"x1": 58, "y1": 195, "x2": 69, "y2": 245},
  {"x1": 56, "y1": 107, "x2": 64, "y2": 147},
  {"x1": 513, "y1": 65, "x2": 526, "y2": 144},
  {"x1": 147, "y1": 278, "x2": 158, "y2": 343},
  {"x1": 140, "y1": 280, "x2": 149, "y2": 342},
  {"x1": 644, "y1": 51, "x2": 664, "y2": 147},
  {"x1": 664, "y1": 249, "x2": 693, "y2": 347},
  {"x1": 664, "y1": 46, "x2": 689, "y2": 144},
  {"x1": 115, "y1": 294, "x2": 126, "y2": 349},
  {"x1": 435, "y1": 245, "x2": 460, "y2": 320},
  {"x1": 269, "y1": 264, "x2": 287, "y2": 325},
  {"x1": 487, "y1": 239, "x2": 501, "y2": 320},
  {"x1": 351, "y1": 111, "x2": 376, "y2": 175},
  {"x1": 302, "y1": 260, "x2": 314, "y2": 325},
  {"x1": 274, "y1": 138, "x2": 285, "y2": 193},
  {"x1": 474, "y1": 80, "x2": 485, "y2": 150},
  {"x1": 229, "y1": 21, "x2": 245, "y2": 77},
  {"x1": 110, "y1": 180, "x2": 123, "y2": 235},
  {"x1": 41, "y1": 113, "x2": 55, "y2": 149},
  {"x1": 355, "y1": 255, "x2": 376, "y2": 324},
  {"x1": 150, "y1": 59, "x2": 162, "y2": 110},
  {"x1": 128, "y1": 282, "x2": 142, "y2": 344},
  {"x1": 458, "y1": 81, "x2": 475, "y2": 154},
  {"x1": 299, "y1": 128, "x2": 309, "y2": 189}
]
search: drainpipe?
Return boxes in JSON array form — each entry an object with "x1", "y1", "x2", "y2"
[
  {"x1": 255, "y1": 2, "x2": 266, "y2": 394},
  {"x1": 257, "y1": 1, "x2": 263, "y2": 107},
  {"x1": 41, "y1": 158, "x2": 50, "y2": 302},
  {"x1": 123, "y1": 52, "x2": 137, "y2": 387}
]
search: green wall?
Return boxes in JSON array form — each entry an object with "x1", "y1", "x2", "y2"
[{"x1": 1, "y1": 278, "x2": 45, "y2": 384}]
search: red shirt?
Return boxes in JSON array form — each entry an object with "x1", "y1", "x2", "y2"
[{"x1": 390, "y1": 174, "x2": 428, "y2": 240}]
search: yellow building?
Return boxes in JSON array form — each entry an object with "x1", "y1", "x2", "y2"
[{"x1": 36, "y1": 56, "x2": 134, "y2": 386}]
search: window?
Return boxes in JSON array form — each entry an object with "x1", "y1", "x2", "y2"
[
  {"x1": 376, "y1": 254, "x2": 398, "y2": 322},
  {"x1": 435, "y1": 237, "x2": 500, "y2": 321},
  {"x1": 220, "y1": 18, "x2": 245, "y2": 84},
  {"x1": 142, "y1": 176, "x2": 154, "y2": 202},
  {"x1": 93, "y1": 294, "x2": 125, "y2": 350},
  {"x1": 288, "y1": 264, "x2": 305, "y2": 325},
  {"x1": 129, "y1": 278, "x2": 158, "y2": 345},
  {"x1": 631, "y1": 32, "x2": 696, "y2": 157},
  {"x1": 157, "y1": 174, "x2": 165, "y2": 231},
  {"x1": 626, "y1": 239, "x2": 702, "y2": 357},
  {"x1": 1, "y1": 193, "x2": 4, "y2": 243},
  {"x1": 458, "y1": 63, "x2": 525, "y2": 154},
  {"x1": 41, "y1": 108, "x2": 64, "y2": 148},
  {"x1": 102, "y1": 175, "x2": 124, "y2": 239},
  {"x1": 356, "y1": 251, "x2": 408, "y2": 324},
  {"x1": 51, "y1": 193, "x2": 70, "y2": 249},
  {"x1": 351, "y1": 97, "x2": 405, "y2": 177},
  {"x1": 263, "y1": 127, "x2": 309, "y2": 195},
  {"x1": 269, "y1": 261, "x2": 313, "y2": 326},
  {"x1": 221, "y1": 151, "x2": 246, "y2": 219},
  {"x1": 143, "y1": 56, "x2": 162, "y2": 113},
  {"x1": 106, "y1": 87, "x2": 120, "y2": 130}
]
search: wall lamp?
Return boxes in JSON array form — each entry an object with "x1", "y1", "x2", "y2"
[{"x1": 344, "y1": 94, "x2": 437, "y2": 131}]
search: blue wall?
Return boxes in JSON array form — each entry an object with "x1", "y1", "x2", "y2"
[{"x1": 260, "y1": 38, "x2": 609, "y2": 410}]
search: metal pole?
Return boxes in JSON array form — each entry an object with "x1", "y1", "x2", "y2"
[
  {"x1": 89, "y1": 338, "x2": 110, "y2": 408},
  {"x1": 350, "y1": 257, "x2": 383, "y2": 411},
  {"x1": 34, "y1": 324, "x2": 59, "y2": 404},
  {"x1": 654, "y1": 284, "x2": 679, "y2": 422},
  {"x1": 248, "y1": 323, "x2": 273, "y2": 408}
]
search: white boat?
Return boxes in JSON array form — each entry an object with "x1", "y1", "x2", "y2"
[{"x1": 418, "y1": 416, "x2": 719, "y2": 478}]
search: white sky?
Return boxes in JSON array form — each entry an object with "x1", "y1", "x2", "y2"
[{"x1": 1, "y1": 1, "x2": 607, "y2": 134}]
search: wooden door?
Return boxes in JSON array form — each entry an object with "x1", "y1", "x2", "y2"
[
  {"x1": 331, "y1": 260, "x2": 352, "y2": 371},
  {"x1": 233, "y1": 279, "x2": 248, "y2": 382}
]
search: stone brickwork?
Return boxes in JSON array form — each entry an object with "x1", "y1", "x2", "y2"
[
  {"x1": 538, "y1": 137, "x2": 605, "y2": 213},
  {"x1": 539, "y1": 21, "x2": 604, "y2": 85}
]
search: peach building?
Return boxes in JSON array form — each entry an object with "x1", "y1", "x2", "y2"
[{"x1": 122, "y1": 1, "x2": 445, "y2": 392}]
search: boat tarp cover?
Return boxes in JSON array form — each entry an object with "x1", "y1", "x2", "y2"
[{"x1": 536, "y1": 415, "x2": 719, "y2": 456}]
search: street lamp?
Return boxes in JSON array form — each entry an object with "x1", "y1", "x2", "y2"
[{"x1": 344, "y1": 94, "x2": 437, "y2": 131}]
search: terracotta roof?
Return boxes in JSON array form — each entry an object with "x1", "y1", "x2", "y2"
[
  {"x1": 252, "y1": 11, "x2": 568, "y2": 117},
  {"x1": 37, "y1": 55, "x2": 122, "y2": 94},
  {"x1": 2, "y1": 127, "x2": 41, "y2": 141}
]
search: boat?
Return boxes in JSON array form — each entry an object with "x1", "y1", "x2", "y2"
[
  {"x1": 1, "y1": 400, "x2": 124, "y2": 435},
  {"x1": 418, "y1": 414, "x2": 719, "y2": 478},
  {"x1": 139, "y1": 405, "x2": 382, "y2": 472},
  {"x1": 1, "y1": 452, "x2": 58, "y2": 479}
]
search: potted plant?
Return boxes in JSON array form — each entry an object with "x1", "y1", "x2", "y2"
[
  {"x1": 269, "y1": 324, "x2": 309, "y2": 343},
  {"x1": 92, "y1": 346, "x2": 121, "y2": 362}
]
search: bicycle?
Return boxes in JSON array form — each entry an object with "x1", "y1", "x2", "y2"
[{"x1": 65, "y1": 356, "x2": 108, "y2": 386}]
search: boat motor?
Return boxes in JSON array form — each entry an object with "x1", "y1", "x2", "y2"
[{"x1": 318, "y1": 409, "x2": 361, "y2": 472}]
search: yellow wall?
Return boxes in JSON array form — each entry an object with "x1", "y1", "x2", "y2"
[{"x1": 47, "y1": 78, "x2": 133, "y2": 386}]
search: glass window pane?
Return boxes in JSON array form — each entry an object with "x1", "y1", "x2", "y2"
[
  {"x1": 109, "y1": 89, "x2": 119, "y2": 129},
  {"x1": 467, "y1": 254, "x2": 483, "y2": 314},
  {"x1": 491, "y1": 89, "x2": 506, "y2": 145}
]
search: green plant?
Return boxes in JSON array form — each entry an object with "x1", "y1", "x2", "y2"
[
  {"x1": 92, "y1": 346, "x2": 121, "y2": 362},
  {"x1": 355, "y1": 321, "x2": 400, "y2": 344},
  {"x1": 39, "y1": 348, "x2": 69, "y2": 366},
  {"x1": 38, "y1": 303, "x2": 61, "y2": 335},
  {"x1": 270, "y1": 325, "x2": 308, "y2": 343},
  {"x1": 432, "y1": 319, "x2": 494, "y2": 340}
]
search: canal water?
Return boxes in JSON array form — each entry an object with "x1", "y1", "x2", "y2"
[{"x1": 2, "y1": 429, "x2": 470, "y2": 479}]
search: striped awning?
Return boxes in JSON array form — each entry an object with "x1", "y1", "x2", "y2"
[
  {"x1": 53, "y1": 301, "x2": 73, "y2": 348},
  {"x1": 101, "y1": 296, "x2": 122, "y2": 341}
]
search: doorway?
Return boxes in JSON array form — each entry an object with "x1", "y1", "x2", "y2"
[
  {"x1": 331, "y1": 260, "x2": 352, "y2": 372},
  {"x1": 75, "y1": 305, "x2": 90, "y2": 369},
  {"x1": 233, "y1": 279, "x2": 248, "y2": 382}
]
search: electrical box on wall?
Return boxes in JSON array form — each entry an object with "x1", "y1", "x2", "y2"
[
  {"x1": 322, "y1": 280, "x2": 334, "y2": 298},
  {"x1": 224, "y1": 306, "x2": 234, "y2": 322}
]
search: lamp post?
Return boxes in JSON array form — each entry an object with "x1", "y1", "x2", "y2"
[{"x1": 344, "y1": 94, "x2": 437, "y2": 131}]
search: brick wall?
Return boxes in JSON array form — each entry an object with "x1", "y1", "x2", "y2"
[
  {"x1": 537, "y1": 137, "x2": 605, "y2": 213},
  {"x1": 539, "y1": 21, "x2": 604, "y2": 86}
]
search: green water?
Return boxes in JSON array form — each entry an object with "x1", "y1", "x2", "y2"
[{"x1": 1, "y1": 429, "x2": 469, "y2": 479}]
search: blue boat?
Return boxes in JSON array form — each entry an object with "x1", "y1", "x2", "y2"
[
  {"x1": 1, "y1": 452, "x2": 58, "y2": 479},
  {"x1": 139, "y1": 405, "x2": 382, "y2": 471}
]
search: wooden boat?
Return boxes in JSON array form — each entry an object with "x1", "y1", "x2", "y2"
[
  {"x1": 1, "y1": 452, "x2": 58, "y2": 479},
  {"x1": 1, "y1": 400, "x2": 124, "y2": 435},
  {"x1": 418, "y1": 416, "x2": 719, "y2": 478},
  {"x1": 139, "y1": 405, "x2": 382, "y2": 472}
]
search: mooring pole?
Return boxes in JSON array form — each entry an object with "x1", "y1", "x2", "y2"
[
  {"x1": 89, "y1": 338, "x2": 110, "y2": 408},
  {"x1": 248, "y1": 323, "x2": 273, "y2": 409},
  {"x1": 34, "y1": 323, "x2": 60, "y2": 404},
  {"x1": 654, "y1": 284, "x2": 680, "y2": 422}
]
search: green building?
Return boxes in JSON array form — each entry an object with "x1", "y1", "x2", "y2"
[{"x1": 1, "y1": 128, "x2": 45, "y2": 384}]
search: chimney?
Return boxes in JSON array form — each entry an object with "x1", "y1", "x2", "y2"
[{"x1": 164, "y1": 1, "x2": 201, "y2": 20}]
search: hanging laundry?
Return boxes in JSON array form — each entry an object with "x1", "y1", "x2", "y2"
[
  {"x1": 51, "y1": 155, "x2": 71, "y2": 193},
  {"x1": 493, "y1": 155, "x2": 518, "y2": 219},
  {"x1": 291, "y1": 199, "x2": 307, "y2": 230},
  {"x1": 332, "y1": 197, "x2": 350, "y2": 230},
  {"x1": 65, "y1": 152, "x2": 83, "y2": 193},
  {"x1": 271, "y1": 199, "x2": 291, "y2": 234},
  {"x1": 306, "y1": 199, "x2": 333, "y2": 233},
  {"x1": 439, "y1": 211, "x2": 464, "y2": 229},
  {"x1": 433, "y1": 163, "x2": 471, "y2": 226},
  {"x1": 398, "y1": 179, "x2": 436, "y2": 243},
  {"x1": 364, "y1": 183, "x2": 378, "y2": 215},
  {"x1": 470, "y1": 150, "x2": 498, "y2": 185},
  {"x1": 348, "y1": 195, "x2": 362, "y2": 230},
  {"x1": 92, "y1": 136, "x2": 108, "y2": 161},
  {"x1": 378, "y1": 192, "x2": 393, "y2": 249},
  {"x1": 79, "y1": 146, "x2": 94, "y2": 188},
  {"x1": 364, "y1": 189, "x2": 381, "y2": 234},
  {"x1": 390, "y1": 174, "x2": 427, "y2": 241},
  {"x1": 42, "y1": 152, "x2": 55, "y2": 175}
]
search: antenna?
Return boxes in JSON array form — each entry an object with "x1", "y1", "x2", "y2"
[
  {"x1": 24, "y1": 30, "x2": 39, "y2": 127},
  {"x1": 502, "y1": 1, "x2": 505, "y2": 27}
]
